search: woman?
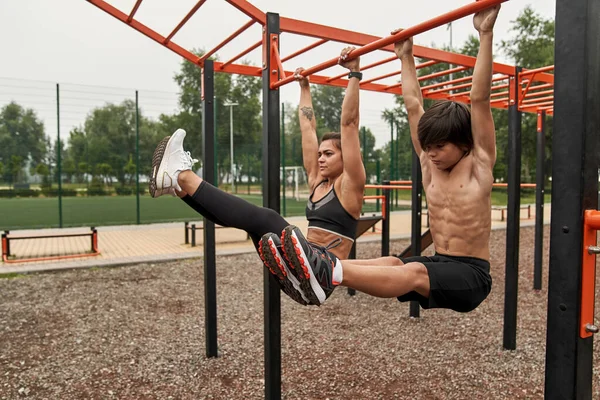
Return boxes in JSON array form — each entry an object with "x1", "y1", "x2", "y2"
[{"x1": 149, "y1": 47, "x2": 366, "y2": 306}]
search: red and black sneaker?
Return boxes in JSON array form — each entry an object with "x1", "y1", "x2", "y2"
[
  {"x1": 281, "y1": 225, "x2": 340, "y2": 306},
  {"x1": 258, "y1": 232, "x2": 310, "y2": 306}
]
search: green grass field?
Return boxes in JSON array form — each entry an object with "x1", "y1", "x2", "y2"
[
  {"x1": 0, "y1": 189, "x2": 549, "y2": 231},
  {"x1": 0, "y1": 194, "x2": 386, "y2": 230}
]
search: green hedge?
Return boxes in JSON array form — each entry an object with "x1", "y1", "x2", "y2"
[{"x1": 0, "y1": 189, "x2": 40, "y2": 198}]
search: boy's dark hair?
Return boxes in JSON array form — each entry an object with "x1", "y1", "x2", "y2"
[
  {"x1": 417, "y1": 101, "x2": 473, "y2": 151},
  {"x1": 321, "y1": 132, "x2": 341, "y2": 150}
]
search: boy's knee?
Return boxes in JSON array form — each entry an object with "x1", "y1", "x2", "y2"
[{"x1": 401, "y1": 262, "x2": 430, "y2": 295}]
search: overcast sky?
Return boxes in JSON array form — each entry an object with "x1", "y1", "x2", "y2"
[{"x1": 0, "y1": 0, "x2": 555, "y2": 149}]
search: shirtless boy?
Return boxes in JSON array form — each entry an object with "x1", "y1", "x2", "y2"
[{"x1": 262, "y1": 5, "x2": 500, "y2": 311}]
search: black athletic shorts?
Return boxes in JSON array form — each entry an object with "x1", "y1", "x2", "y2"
[{"x1": 396, "y1": 253, "x2": 492, "y2": 313}]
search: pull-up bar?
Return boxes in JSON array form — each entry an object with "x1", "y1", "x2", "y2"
[{"x1": 271, "y1": 0, "x2": 508, "y2": 89}]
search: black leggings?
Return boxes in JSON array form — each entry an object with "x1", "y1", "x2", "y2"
[{"x1": 181, "y1": 180, "x2": 289, "y2": 249}]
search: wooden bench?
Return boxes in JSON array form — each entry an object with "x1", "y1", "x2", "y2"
[
  {"x1": 184, "y1": 221, "x2": 250, "y2": 247},
  {"x1": 491, "y1": 204, "x2": 531, "y2": 222},
  {"x1": 2, "y1": 227, "x2": 100, "y2": 264}
]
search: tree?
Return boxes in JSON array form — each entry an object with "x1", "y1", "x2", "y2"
[
  {"x1": 66, "y1": 100, "x2": 166, "y2": 186},
  {"x1": 35, "y1": 163, "x2": 51, "y2": 188},
  {"x1": 0, "y1": 102, "x2": 48, "y2": 183},
  {"x1": 0, "y1": 161, "x2": 4, "y2": 180},
  {"x1": 123, "y1": 154, "x2": 136, "y2": 185},
  {"x1": 500, "y1": 5, "x2": 554, "y2": 183}
]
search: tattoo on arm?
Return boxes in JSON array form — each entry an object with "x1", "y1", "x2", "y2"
[{"x1": 300, "y1": 106, "x2": 314, "y2": 121}]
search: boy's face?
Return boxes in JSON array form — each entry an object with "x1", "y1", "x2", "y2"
[
  {"x1": 318, "y1": 140, "x2": 343, "y2": 178},
  {"x1": 424, "y1": 142, "x2": 467, "y2": 171}
]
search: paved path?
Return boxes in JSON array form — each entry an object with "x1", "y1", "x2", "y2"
[{"x1": 1, "y1": 205, "x2": 551, "y2": 274}]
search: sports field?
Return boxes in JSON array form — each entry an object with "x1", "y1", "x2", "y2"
[{"x1": 0, "y1": 194, "x2": 386, "y2": 230}]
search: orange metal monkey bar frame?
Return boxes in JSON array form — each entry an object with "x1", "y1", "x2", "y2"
[
  {"x1": 581, "y1": 210, "x2": 600, "y2": 338},
  {"x1": 85, "y1": 0, "x2": 554, "y2": 116}
]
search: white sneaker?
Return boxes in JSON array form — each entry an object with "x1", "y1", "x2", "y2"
[{"x1": 149, "y1": 129, "x2": 198, "y2": 198}]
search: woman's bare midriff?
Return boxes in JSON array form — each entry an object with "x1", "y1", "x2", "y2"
[{"x1": 306, "y1": 227, "x2": 354, "y2": 260}]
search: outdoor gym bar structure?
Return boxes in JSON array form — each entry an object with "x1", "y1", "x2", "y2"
[{"x1": 84, "y1": 0, "x2": 598, "y2": 399}]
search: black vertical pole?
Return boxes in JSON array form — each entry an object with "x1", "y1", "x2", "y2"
[
  {"x1": 202, "y1": 60, "x2": 218, "y2": 358},
  {"x1": 135, "y1": 90, "x2": 141, "y2": 225},
  {"x1": 503, "y1": 68, "x2": 522, "y2": 351},
  {"x1": 381, "y1": 180, "x2": 391, "y2": 257},
  {"x1": 263, "y1": 13, "x2": 282, "y2": 400},
  {"x1": 410, "y1": 148, "x2": 422, "y2": 318},
  {"x1": 545, "y1": 1, "x2": 600, "y2": 398},
  {"x1": 56, "y1": 83, "x2": 63, "y2": 228},
  {"x1": 281, "y1": 103, "x2": 286, "y2": 217},
  {"x1": 533, "y1": 111, "x2": 545, "y2": 290}
]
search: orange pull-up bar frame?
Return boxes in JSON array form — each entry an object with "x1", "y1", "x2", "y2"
[
  {"x1": 581, "y1": 210, "x2": 600, "y2": 338},
  {"x1": 271, "y1": 0, "x2": 508, "y2": 89}
]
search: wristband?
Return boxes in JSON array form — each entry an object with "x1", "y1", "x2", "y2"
[{"x1": 348, "y1": 71, "x2": 363, "y2": 81}]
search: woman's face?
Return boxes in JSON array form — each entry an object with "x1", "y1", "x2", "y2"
[{"x1": 317, "y1": 139, "x2": 343, "y2": 178}]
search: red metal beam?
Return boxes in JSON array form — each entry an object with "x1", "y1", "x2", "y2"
[
  {"x1": 522, "y1": 96, "x2": 554, "y2": 104},
  {"x1": 127, "y1": 0, "x2": 143, "y2": 22},
  {"x1": 520, "y1": 65, "x2": 554, "y2": 76},
  {"x1": 221, "y1": 40, "x2": 262, "y2": 68},
  {"x1": 224, "y1": 0, "x2": 266, "y2": 24},
  {"x1": 200, "y1": 20, "x2": 255, "y2": 63},
  {"x1": 326, "y1": 56, "x2": 399, "y2": 82},
  {"x1": 275, "y1": 0, "x2": 510, "y2": 88},
  {"x1": 525, "y1": 89, "x2": 554, "y2": 98},
  {"x1": 164, "y1": 0, "x2": 207, "y2": 44},
  {"x1": 87, "y1": 0, "x2": 202, "y2": 66},
  {"x1": 281, "y1": 39, "x2": 328, "y2": 63}
]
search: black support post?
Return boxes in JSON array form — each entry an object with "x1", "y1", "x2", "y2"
[
  {"x1": 533, "y1": 111, "x2": 546, "y2": 290},
  {"x1": 544, "y1": 1, "x2": 600, "y2": 398},
  {"x1": 410, "y1": 149, "x2": 423, "y2": 318},
  {"x1": 503, "y1": 67, "x2": 522, "y2": 351},
  {"x1": 202, "y1": 60, "x2": 218, "y2": 358},
  {"x1": 263, "y1": 13, "x2": 282, "y2": 400},
  {"x1": 381, "y1": 180, "x2": 391, "y2": 257}
]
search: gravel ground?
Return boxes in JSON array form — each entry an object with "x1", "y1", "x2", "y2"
[{"x1": 1, "y1": 225, "x2": 599, "y2": 400}]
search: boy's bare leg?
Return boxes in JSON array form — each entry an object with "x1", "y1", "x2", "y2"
[
  {"x1": 340, "y1": 260, "x2": 430, "y2": 298},
  {"x1": 342, "y1": 256, "x2": 403, "y2": 267}
]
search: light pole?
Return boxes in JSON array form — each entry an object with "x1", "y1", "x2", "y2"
[{"x1": 224, "y1": 102, "x2": 238, "y2": 193}]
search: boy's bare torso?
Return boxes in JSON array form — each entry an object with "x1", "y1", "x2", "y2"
[{"x1": 422, "y1": 152, "x2": 494, "y2": 261}]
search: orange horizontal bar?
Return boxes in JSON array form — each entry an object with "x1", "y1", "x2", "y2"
[
  {"x1": 581, "y1": 209, "x2": 600, "y2": 338},
  {"x1": 164, "y1": 0, "x2": 207, "y2": 44},
  {"x1": 422, "y1": 75, "x2": 508, "y2": 97},
  {"x1": 274, "y1": 0, "x2": 508, "y2": 88},
  {"x1": 281, "y1": 39, "x2": 328, "y2": 63},
  {"x1": 527, "y1": 100, "x2": 554, "y2": 108},
  {"x1": 327, "y1": 56, "x2": 398, "y2": 82},
  {"x1": 528, "y1": 83, "x2": 554, "y2": 92},
  {"x1": 200, "y1": 20, "x2": 255, "y2": 63},
  {"x1": 385, "y1": 65, "x2": 469, "y2": 91},
  {"x1": 520, "y1": 65, "x2": 554, "y2": 76},
  {"x1": 361, "y1": 70, "x2": 401, "y2": 85},
  {"x1": 222, "y1": 40, "x2": 262, "y2": 68},
  {"x1": 364, "y1": 195, "x2": 385, "y2": 200},
  {"x1": 525, "y1": 89, "x2": 554, "y2": 98},
  {"x1": 444, "y1": 76, "x2": 509, "y2": 98},
  {"x1": 224, "y1": 0, "x2": 265, "y2": 24},
  {"x1": 491, "y1": 91, "x2": 509, "y2": 98},
  {"x1": 522, "y1": 96, "x2": 554, "y2": 104},
  {"x1": 127, "y1": 0, "x2": 143, "y2": 22},
  {"x1": 87, "y1": 0, "x2": 202, "y2": 66},
  {"x1": 422, "y1": 75, "x2": 472, "y2": 91},
  {"x1": 389, "y1": 180, "x2": 412, "y2": 185}
]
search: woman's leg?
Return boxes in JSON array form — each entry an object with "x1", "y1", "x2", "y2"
[{"x1": 177, "y1": 170, "x2": 288, "y2": 248}]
